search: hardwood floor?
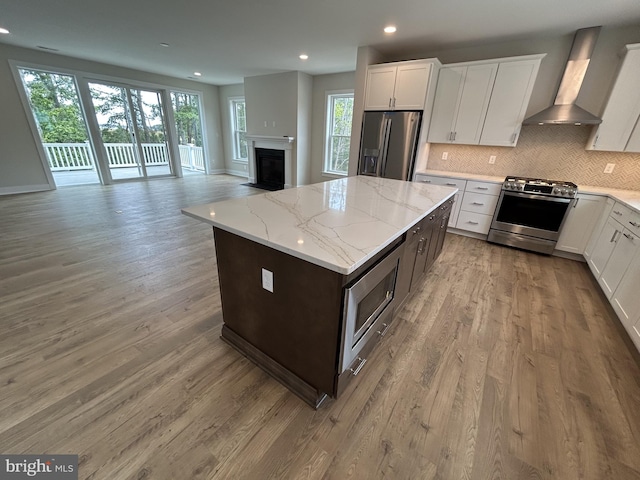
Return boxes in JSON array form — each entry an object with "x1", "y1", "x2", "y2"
[{"x1": 1, "y1": 174, "x2": 639, "y2": 479}]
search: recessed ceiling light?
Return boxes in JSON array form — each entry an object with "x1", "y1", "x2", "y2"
[
  {"x1": 193, "y1": 72, "x2": 202, "y2": 77},
  {"x1": 0, "y1": 28, "x2": 10, "y2": 35},
  {"x1": 160, "y1": 42, "x2": 170, "y2": 47},
  {"x1": 299, "y1": 54, "x2": 309, "y2": 60},
  {"x1": 384, "y1": 26, "x2": 397, "y2": 34}
]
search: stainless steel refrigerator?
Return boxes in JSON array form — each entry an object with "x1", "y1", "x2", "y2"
[{"x1": 357, "y1": 111, "x2": 422, "y2": 181}]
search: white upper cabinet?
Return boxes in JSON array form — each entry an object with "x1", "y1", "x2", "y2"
[
  {"x1": 480, "y1": 59, "x2": 541, "y2": 146},
  {"x1": 427, "y1": 64, "x2": 496, "y2": 144},
  {"x1": 427, "y1": 55, "x2": 544, "y2": 147},
  {"x1": 364, "y1": 60, "x2": 434, "y2": 111},
  {"x1": 587, "y1": 44, "x2": 640, "y2": 152}
]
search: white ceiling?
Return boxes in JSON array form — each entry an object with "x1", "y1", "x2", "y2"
[{"x1": 0, "y1": 0, "x2": 639, "y2": 85}]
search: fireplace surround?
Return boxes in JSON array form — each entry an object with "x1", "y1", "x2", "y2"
[{"x1": 246, "y1": 135, "x2": 295, "y2": 189}]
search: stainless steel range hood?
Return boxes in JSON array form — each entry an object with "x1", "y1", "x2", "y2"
[{"x1": 523, "y1": 26, "x2": 602, "y2": 125}]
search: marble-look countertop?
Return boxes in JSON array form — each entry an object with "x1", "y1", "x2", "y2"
[
  {"x1": 417, "y1": 169, "x2": 640, "y2": 213},
  {"x1": 182, "y1": 177, "x2": 457, "y2": 275}
]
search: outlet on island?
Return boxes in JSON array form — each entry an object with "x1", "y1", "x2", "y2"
[{"x1": 261, "y1": 268, "x2": 274, "y2": 292}]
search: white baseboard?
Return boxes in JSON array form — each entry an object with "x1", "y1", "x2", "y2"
[
  {"x1": 0, "y1": 184, "x2": 53, "y2": 196},
  {"x1": 225, "y1": 169, "x2": 248, "y2": 178}
]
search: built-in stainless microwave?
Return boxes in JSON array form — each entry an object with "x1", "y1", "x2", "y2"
[{"x1": 339, "y1": 246, "x2": 401, "y2": 375}]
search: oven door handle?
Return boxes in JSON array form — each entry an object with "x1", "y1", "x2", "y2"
[{"x1": 502, "y1": 191, "x2": 572, "y2": 204}]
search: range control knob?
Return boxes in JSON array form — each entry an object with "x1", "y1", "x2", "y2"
[{"x1": 553, "y1": 187, "x2": 561, "y2": 195}]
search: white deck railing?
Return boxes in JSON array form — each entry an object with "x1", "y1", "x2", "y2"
[{"x1": 43, "y1": 143, "x2": 204, "y2": 172}]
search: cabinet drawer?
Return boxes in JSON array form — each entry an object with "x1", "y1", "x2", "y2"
[
  {"x1": 465, "y1": 180, "x2": 502, "y2": 196},
  {"x1": 414, "y1": 174, "x2": 466, "y2": 190},
  {"x1": 624, "y1": 209, "x2": 640, "y2": 237},
  {"x1": 456, "y1": 210, "x2": 493, "y2": 234},
  {"x1": 460, "y1": 191, "x2": 499, "y2": 215}
]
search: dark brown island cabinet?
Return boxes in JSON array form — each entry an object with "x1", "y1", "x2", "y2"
[{"x1": 182, "y1": 177, "x2": 456, "y2": 408}]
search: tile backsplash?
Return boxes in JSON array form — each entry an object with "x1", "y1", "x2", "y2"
[{"x1": 426, "y1": 125, "x2": 640, "y2": 190}]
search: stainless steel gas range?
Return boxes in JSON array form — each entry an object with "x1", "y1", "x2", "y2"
[{"x1": 487, "y1": 176, "x2": 577, "y2": 254}]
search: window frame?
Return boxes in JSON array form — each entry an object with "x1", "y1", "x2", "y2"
[
  {"x1": 229, "y1": 97, "x2": 248, "y2": 162},
  {"x1": 323, "y1": 90, "x2": 354, "y2": 177}
]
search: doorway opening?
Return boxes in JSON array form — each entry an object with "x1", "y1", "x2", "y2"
[{"x1": 18, "y1": 68, "x2": 99, "y2": 186}]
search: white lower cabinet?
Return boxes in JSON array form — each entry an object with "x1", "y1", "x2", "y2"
[
  {"x1": 599, "y1": 228, "x2": 640, "y2": 298},
  {"x1": 632, "y1": 317, "x2": 640, "y2": 351},
  {"x1": 584, "y1": 198, "x2": 615, "y2": 262},
  {"x1": 414, "y1": 174, "x2": 466, "y2": 227},
  {"x1": 611, "y1": 245, "x2": 640, "y2": 333},
  {"x1": 555, "y1": 194, "x2": 605, "y2": 254},
  {"x1": 455, "y1": 181, "x2": 500, "y2": 235},
  {"x1": 588, "y1": 216, "x2": 625, "y2": 278}
]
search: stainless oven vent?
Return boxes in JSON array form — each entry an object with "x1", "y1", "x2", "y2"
[{"x1": 523, "y1": 26, "x2": 602, "y2": 126}]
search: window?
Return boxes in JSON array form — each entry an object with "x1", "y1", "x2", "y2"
[
  {"x1": 324, "y1": 91, "x2": 354, "y2": 176},
  {"x1": 230, "y1": 98, "x2": 247, "y2": 160}
]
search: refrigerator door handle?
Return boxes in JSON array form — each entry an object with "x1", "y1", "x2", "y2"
[{"x1": 379, "y1": 118, "x2": 392, "y2": 177}]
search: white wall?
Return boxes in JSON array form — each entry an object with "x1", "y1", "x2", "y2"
[
  {"x1": 0, "y1": 43, "x2": 225, "y2": 194},
  {"x1": 309, "y1": 72, "x2": 355, "y2": 184},
  {"x1": 218, "y1": 83, "x2": 246, "y2": 177},
  {"x1": 244, "y1": 72, "x2": 299, "y2": 137},
  {"x1": 348, "y1": 46, "x2": 384, "y2": 177},
  {"x1": 296, "y1": 73, "x2": 313, "y2": 186}
]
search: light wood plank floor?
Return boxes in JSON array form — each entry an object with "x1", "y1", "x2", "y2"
[{"x1": 1, "y1": 175, "x2": 639, "y2": 479}]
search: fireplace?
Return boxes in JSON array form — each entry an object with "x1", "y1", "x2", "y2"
[
  {"x1": 255, "y1": 148, "x2": 285, "y2": 190},
  {"x1": 245, "y1": 135, "x2": 295, "y2": 189}
]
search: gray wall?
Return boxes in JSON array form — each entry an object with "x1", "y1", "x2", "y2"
[
  {"x1": 0, "y1": 43, "x2": 224, "y2": 194},
  {"x1": 218, "y1": 83, "x2": 246, "y2": 176},
  {"x1": 309, "y1": 72, "x2": 355, "y2": 184}
]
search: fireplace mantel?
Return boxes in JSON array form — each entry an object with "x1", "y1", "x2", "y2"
[{"x1": 246, "y1": 135, "x2": 295, "y2": 188}]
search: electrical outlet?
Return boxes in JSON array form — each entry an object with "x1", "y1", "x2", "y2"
[
  {"x1": 442, "y1": 152, "x2": 448, "y2": 160},
  {"x1": 272, "y1": 121, "x2": 276, "y2": 128},
  {"x1": 264, "y1": 121, "x2": 268, "y2": 127},
  {"x1": 489, "y1": 155, "x2": 496, "y2": 164},
  {"x1": 261, "y1": 268, "x2": 274, "y2": 293},
  {"x1": 604, "y1": 163, "x2": 615, "y2": 174}
]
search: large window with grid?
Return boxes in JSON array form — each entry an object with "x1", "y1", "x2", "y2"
[
  {"x1": 324, "y1": 91, "x2": 354, "y2": 176},
  {"x1": 230, "y1": 97, "x2": 247, "y2": 160}
]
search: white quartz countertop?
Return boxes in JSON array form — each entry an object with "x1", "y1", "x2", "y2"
[
  {"x1": 416, "y1": 169, "x2": 640, "y2": 213},
  {"x1": 182, "y1": 176, "x2": 457, "y2": 275}
]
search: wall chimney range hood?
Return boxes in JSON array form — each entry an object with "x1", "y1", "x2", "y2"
[{"x1": 523, "y1": 26, "x2": 602, "y2": 126}]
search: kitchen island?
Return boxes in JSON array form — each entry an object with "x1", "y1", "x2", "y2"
[{"x1": 182, "y1": 176, "x2": 457, "y2": 407}]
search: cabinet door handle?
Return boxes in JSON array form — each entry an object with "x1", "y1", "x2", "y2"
[
  {"x1": 471, "y1": 202, "x2": 484, "y2": 206},
  {"x1": 476, "y1": 186, "x2": 489, "y2": 190},
  {"x1": 448, "y1": 132, "x2": 453, "y2": 141},
  {"x1": 446, "y1": 182, "x2": 457, "y2": 186},
  {"x1": 573, "y1": 198, "x2": 580, "y2": 208},
  {"x1": 412, "y1": 226, "x2": 421, "y2": 235},
  {"x1": 610, "y1": 230, "x2": 620, "y2": 243},
  {"x1": 417, "y1": 237, "x2": 426, "y2": 254},
  {"x1": 452, "y1": 132, "x2": 457, "y2": 141},
  {"x1": 467, "y1": 221, "x2": 479, "y2": 225},
  {"x1": 393, "y1": 97, "x2": 396, "y2": 108},
  {"x1": 629, "y1": 221, "x2": 640, "y2": 228},
  {"x1": 623, "y1": 232, "x2": 635, "y2": 241},
  {"x1": 593, "y1": 135, "x2": 599, "y2": 148},
  {"x1": 377, "y1": 322, "x2": 391, "y2": 337},
  {"x1": 350, "y1": 357, "x2": 367, "y2": 376},
  {"x1": 389, "y1": 98, "x2": 393, "y2": 108},
  {"x1": 511, "y1": 132, "x2": 517, "y2": 144},
  {"x1": 421, "y1": 179, "x2": 432, "y2": 183},
  {"x1": 613, "y1": 210, "x2": 623, "y2": 216}
]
